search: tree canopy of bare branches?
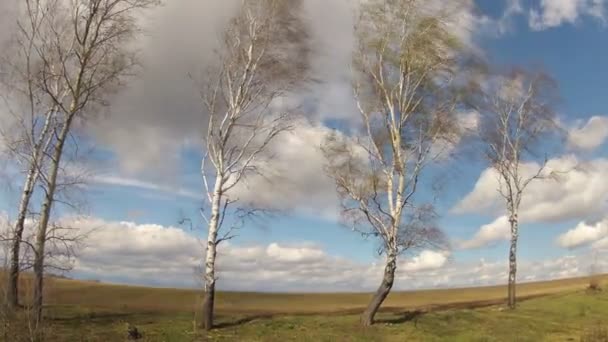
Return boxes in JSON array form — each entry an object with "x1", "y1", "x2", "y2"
[
  {"x1": 0, "y1": 0, "x2": 62, "y2": 311},
  {"x1": 323, "y1": 0, "x2": 464, "y2": 326},
  {"x1": 1, "y1": 0, "x2": 158, "y2": 330},
  {"x1": 195, "y1": 0, "x2": 311, "y2": 331},
  {"x1": 468, "y1": 67, "x2": 560, "y2": 308}
]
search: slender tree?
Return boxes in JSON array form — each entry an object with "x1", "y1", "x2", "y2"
[
  {"x1": 470, "y1": 68, "x2": 559, "y2": 308},
  {"x1": 196, "y1": 0, "x2": 311, "y2": 330},
  {"x1": 5, "y1": 0, "x2": 159, "y2": 326},
  {"x1": 0, "y1": 0, "x2": 64, "y2": 309},
  {"x1": 323, "y1": 0, "x2": 462, "y2": 326}
]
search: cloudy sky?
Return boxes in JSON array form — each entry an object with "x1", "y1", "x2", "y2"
[{"x1": 2, "y1": 0, "x2": 608, "y2": 292}]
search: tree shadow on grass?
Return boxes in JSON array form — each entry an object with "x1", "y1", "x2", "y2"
[
  {"x1": 207, "y1": 293, "x2": 553, "y2": 331},
  {"x1": 214, "y1": 314, "x2": 276, "y2": 329},
  {"x1": 47, "y1": 312, "x2": 138, "y2": 323},
  {"x1": 376, "y1": 309, "x2": 425, "y2": 325}
]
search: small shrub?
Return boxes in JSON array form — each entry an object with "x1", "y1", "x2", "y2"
[
  {"x1": 588, "y1": 276, "x2": 602, "y2": 293},
  {"x1": 127, "y1": 324, "x2": 143, "y2": 340}
]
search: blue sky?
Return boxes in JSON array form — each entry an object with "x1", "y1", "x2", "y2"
[{"x1": 2, "y1": 0, "x2": 608, "y2": 292}]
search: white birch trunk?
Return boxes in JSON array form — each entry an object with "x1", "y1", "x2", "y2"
[
  {"x1": 201, "y1": 176, "x2": 223, "y2": 330},
  {"x1": 32, "y1": 113, "x2": 73, "y2": 326},
  {"x1": 508, "y1": 212, "x2": 519, "y2": 308},
  {"x1": 7, "y1": 111, "x2": 55, "y2": 308}
]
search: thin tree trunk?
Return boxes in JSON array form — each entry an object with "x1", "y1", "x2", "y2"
[
  {"x1": 7, "y1": 112, "x2": 54, "y2": 309},
  {"x1": 202, "y1": 178, "x2": 222, "y2": 331},
  {"x1": 507, "y1": 214, "x2": 518, "y2": 309},
  {"x1": 7, "y1": 167, "x2": 36, "y2": 309},
  {"x1": 33, "y1": 114, "x2": 72, "y2": 327},
  {"x1": 361, "y1": 252, "x2": 397, "y2": 326}
]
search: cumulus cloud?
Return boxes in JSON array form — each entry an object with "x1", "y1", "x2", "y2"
[
  {"x1": 457, "y1": 216, "x2": 511, "y2": 250},
  {"x1": 81, "y1": 121, "x2": 342, "y2": 218},
  {"x1": 475, "y1": 0, "x2": 606, "y2": 35},
  {"x1": 402, "y1": 250, "x2": 449, "y2": 272},
  {"x1": 454, "y1": 155, "x2": 608, "y2": 249},
  {"x1": 453, "y1": 155, "x2": 608, "y2": 223},
  {"x1": 557, "y1": 219, "x2": 608, "y2": 249},
  {"x1": 87, "y1": 0, "x2": 358, "y2": 176},
  {"x1": 529, "y1": 0, "x2": 606, "y2": 30},
  {"x1": 299, "y1": 0, "x2": 358, "y2": 124},
  {"x1": 567, "y1": 116, "x2": 608, "y2": 151},
  {"x1": 67, "y1": 218, "x2": 607, "y2": 290},
  {"x1": 0, "y1": 0, "x2": 487, "y2": 220},
  {"x1": 226, "y1": 121, "x2": 341, "y2": 219},
  {"x1": 85, "y1": 0, "x2": 486, "y2": 174},
  {"x1": 88, "y1": 0, "x2": 241, "y2": 175},
  {"x1": 55, "y1": 217, "x2": 456, "y2": 291},
  {"x1": 2, "y1": 215, "x2": 601, "y2": 291}
]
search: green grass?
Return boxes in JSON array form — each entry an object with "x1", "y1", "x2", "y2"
[{"x1": 5, "y1": 275, "x2": 608, "y2": 341}]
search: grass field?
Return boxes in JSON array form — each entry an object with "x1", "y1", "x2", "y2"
[{"x1": 5, "y1": 274, "x2": 608, "y2": 341}]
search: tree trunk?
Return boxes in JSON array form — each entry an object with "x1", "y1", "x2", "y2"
[
  {"x1": 201, "y1": 178, "x2": 222, "y2": 331},
  {"x1": 32, "y1": 114, "x2": 73, "y2": 327},
  {"x1": 6, "y1": 167, "x2": 37, "y2": 309},
  {"x1": 507, "y1": 214, "x2": 519, "y2": 309},
  {"x1": 32, "y1": 229, "x2": 46, "y2": 329},
  {"x1": 361, "y1": 252, "x2": 397, "y2": 326},
  {"x1": 7, "y1": 112, "x2": 54, "y2": 309},
  {"x1": 201, "y1": 280, "x2": 216, "y2": 331}
]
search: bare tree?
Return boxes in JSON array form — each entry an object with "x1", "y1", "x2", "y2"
[
  {"x1": 470, "y1": 68, "x2": 559, "y2": 308},
  {"x1": 0, "y1": 0, "x2": 159, "y2": 327},
  {"x1": 0, "y1": 214, "x2": 86, "y2": 340},
  {"x1": 0, "y1": 0, "x2": 64, "y2": 310},
  {"x1": 323, "y1": 0, "x2": 463, "y2": 326},
  {"x1": 195, "y1": 0, "x2": 311, "y2": 330}
]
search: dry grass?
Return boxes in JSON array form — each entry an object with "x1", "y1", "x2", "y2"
[
  {"x1": 29, "y1": 273, "x2": 608, "y2": 315},
  {"x1": 2, "y1": 273, "x2": 608, "y2": 341}
]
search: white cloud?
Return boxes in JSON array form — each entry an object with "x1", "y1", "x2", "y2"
[
  {"x1": 451, "y1": 168, "x2": 504, "y2": 216},
  {"x1": 226, "y1": 121, "x2": 341, "y2": 219},
  {"x1": 402, "y1": 250, "x2": 449, "y2": 272},
  {"x1": 567, "y1": 116, "x2": 608, "y2": 151},
  {"x1": 457, "y1": 216, "x2": 511, "y2": 250},
  {"x1": 557, "y1": 219, "x2": 608, "y2": 249},
  {"x1": 63, "y1": 217, "x2": 454, "y2": 291},
  {"x1": 496, "y1": 0, "x2": 525, "y2": 35},
  {"x1": 83, "y1": 0, "x2": 486, "y2": 177},
  {"x1": 68, "y1": 121, "x2": 343, "y2": 218},
  {"x1": 2, "y1": 215, "x2": 602, "y2": 291},
  {"x1": 0, "y1": 0, "x2": 484, "y2": 222},
  {"x1": 454, "y1": 155, "x2": 608, "y2": 249},
  {"x1": 426, "y1": 0, "x2": 487, "y2": 48},
  {"x1": 265, "y1": 243, "x2": 326, "y2": 263},
  {"x1": 591, "y1": 236, "x2": 608, "y2": 250},
  {"x1": 453, "y1": 155, "x2": 608, "y2": 223},
  {"x1": 529, "y1": 0, "x2": 606, "y2": 30}
]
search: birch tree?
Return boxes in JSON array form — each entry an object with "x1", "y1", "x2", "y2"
[
  {"x1": 323, "y1": 0, "x2": 463, "y2": 326},
  {"x1": 1, "y1": 0, "x2": 159, "y2": 326},
  {"x1": 0, "y1": 0, "x2": 65, "y2": 309},
  {"x1": 471, "y1": 69, "x2": 559, "y2": 308},
  {"x1": 196, "y1": 0, "x2": 310, "y2": 330}
]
